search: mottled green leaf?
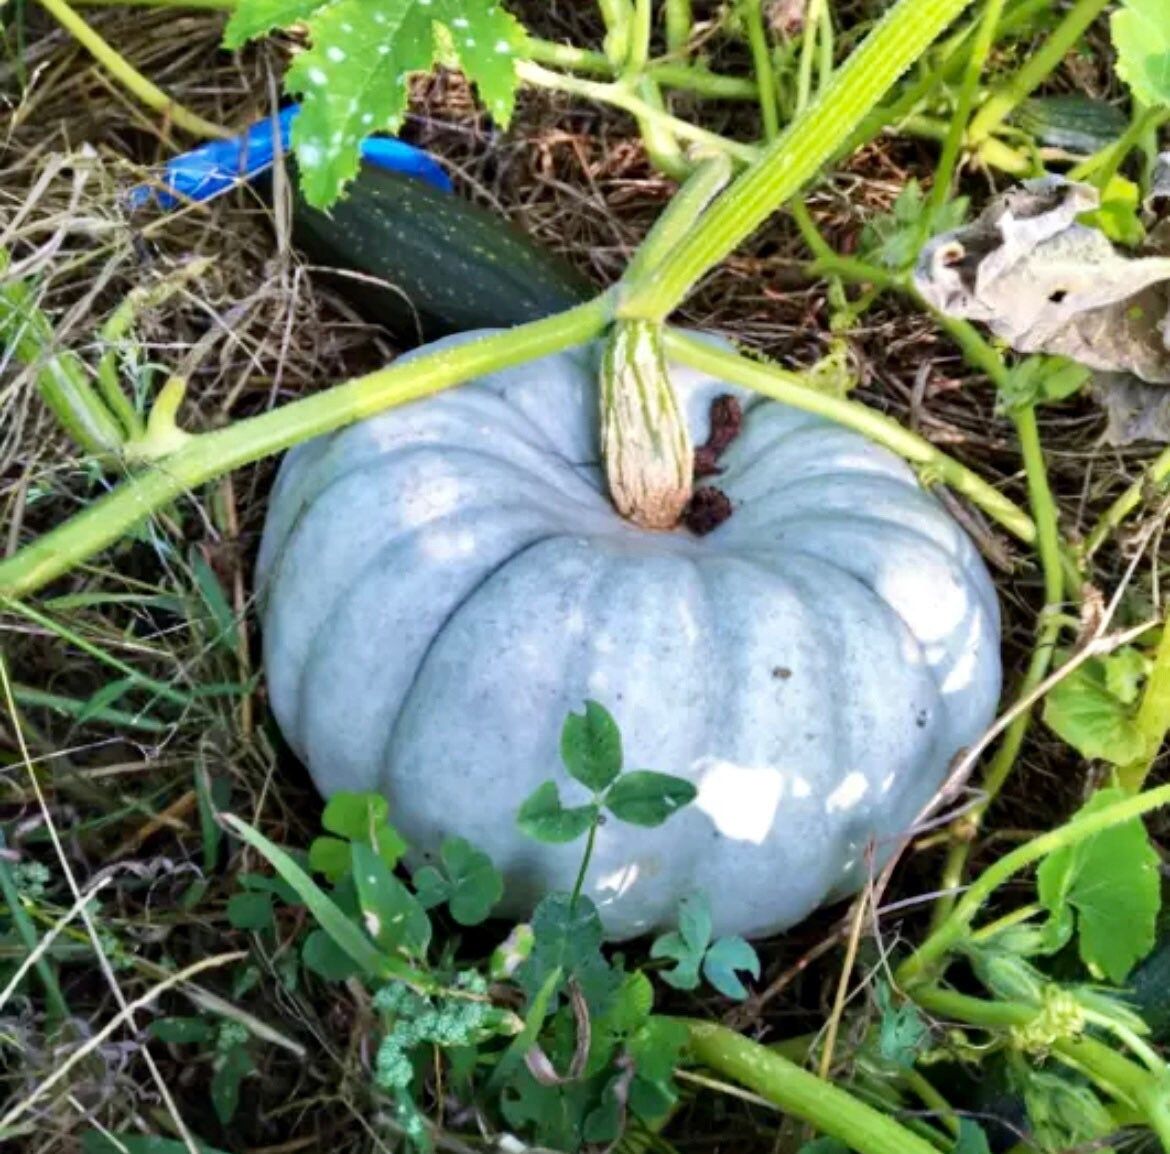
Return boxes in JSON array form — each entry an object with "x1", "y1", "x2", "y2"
[
  {"x1": 211, "y1": 1044, "x2": 254, "y2": 1124},
  {"x1": 225, "y1": 0, "x2": 524, "y2": 207},
  {"x1": 352, "y1": 842, "x2": 431, "y2": 956}
]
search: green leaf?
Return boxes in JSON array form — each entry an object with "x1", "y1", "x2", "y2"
[
  {"x1": 226, "y1": 891, "x2": 275, "y2": 932},
  {"x1": 224, "y1": 0, "x2": 525, "y2": 208},
  {"x1": 702, "y1": 937, "x2": 760, "y2": 1000},
  {"x1": 1019, "y1": 1067, "x2": 1113, "y2": 1153},
  {"x1": 583, "y1": 1074, "x2": 625, "y2": 1142},
  {"x1": 308, "y1": 835, "x2": 351, "y2": 882},
  {"x1": 561, "y1": 700, "x2": 623, "y2": 790},
  {"x1": 352, "y1": 842, "x2": 431, "y2": 956},
  {"x1": 605, "y1": 771, "x2": 696, "y2": 827},
  {"x1": 1112, "y1": 0, "x2": 1170, "y2": 110},
  {"x1": 211, "y1": 1044, "x2": 254, "y2": 1124},
  {"x1": 517, "y1": 781, "x2": 597, "y2": 844},
  {"x1": 149, "y1": 1016, "x2": 214, "y2": 1044},
  {"x1": 998, "y1": 356, "x2": 1090, "y2": 413},
  {"x1": 650, "y1": 931, "x2": 700, "y2": 990},
  {"x1": 411, "y1": 836, "x2": 503, "y2": 925},
  {"x1": 875, "y1": 980, "x2": 929, "y2": 1070},
  {"x1": 195, "y1": 767, "x2": 231, "y2": 873},
  {"x1": 1042, "y1": 661, "x2": 1146, "y2": 766},
  {"x1": 321, "y1": 791, "x2": 389, "y2": 841},
  {"x1": 677, "y1": 891, "x2": 712, "y2": 955},
  {"x1": 651, "y1": 892, "x2": 711, "y2": 991},
  {"x1": 302, "y1": 927, "x2": 360, "y2": 981},
  {"x1": 82, "y1": 1135, "x2": 230, "y2": 1154},
  {"x1": 500, "y1": 1065, "x2": 598, "y2": 1152},
  {"x1": 628, "y1": 1016, "x2": 688, "y2": 1088},
  {"x1": 953, "y1": 1119, "x2": 992, "y2": 1154},
  {"x1": 859, "y1": 180, "x2": 968, "y2": 270},
  {"x1": 1103, "y1": 646, "x2": 1149, "y2": 706},
  {"x1": 797, "y1": 1141, "x2": 850, "y2": 1154},
  {"x1": 189, "y1": 550, "x2": 238, "y2": 652},
  {"x1": 1079, "y1": 175, "x2": 1146, "y2": 247},
  {"x1": 1036, "y1": 788, "x2": 1161, "y2": 982},
  {"x1": 517, "y1": 894, "x2": 618, "y2": 1012},
  {"x1": 221, "y1": 814, "x2": 403, "y2": 981}
]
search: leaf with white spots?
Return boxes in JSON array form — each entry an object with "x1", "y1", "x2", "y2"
[
  {"x1": 223, "y1": 0, "x2": 526, "y2": 207},
  {"x1": 352, "y1": 842, "x2": 432, "y2": 957}
]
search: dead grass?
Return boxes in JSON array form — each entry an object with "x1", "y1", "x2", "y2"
[{"x1": 1, "y1": 3, "x2": 1168, "y2": 1152}]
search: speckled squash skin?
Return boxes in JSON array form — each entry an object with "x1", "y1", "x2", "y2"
[{"x1": 257, "y1": 331, "x2": 1002, "y2": 941}]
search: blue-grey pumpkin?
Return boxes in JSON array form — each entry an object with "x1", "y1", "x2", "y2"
[{"x1": 257, "y1": 331, "x2": 1002, "y2": 941}]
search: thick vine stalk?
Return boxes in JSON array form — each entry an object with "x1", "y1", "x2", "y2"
[
  {"x1": 679, "y1": 1021, "x2": 940, "y2": 1154},
  {"x1": 0, "y1": 297, "x2": 613, "y2": 597},
  {"x1": 621, "y1": 0, "x2": 975, "y2": 321}
]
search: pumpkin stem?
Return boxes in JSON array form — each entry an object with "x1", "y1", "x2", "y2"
[{"x1": 600, "y1": 319, "x2": 694, "y2": 530}]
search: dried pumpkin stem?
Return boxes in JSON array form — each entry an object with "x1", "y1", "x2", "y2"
[{"x1": 601, "y1": 320, "x2": 694, "y2": 530}]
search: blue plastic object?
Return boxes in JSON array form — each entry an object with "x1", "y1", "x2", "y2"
[{"x1": 128, "y1": 104, "x2": 452, "y2": 209}]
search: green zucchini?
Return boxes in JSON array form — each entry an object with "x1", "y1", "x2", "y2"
[
  {"x1": 285, "y1": 161, "x2": 594, "y2": 343},
  {"x1": 1012, "y1": 96, "x2": 1128, "y2": 156}
]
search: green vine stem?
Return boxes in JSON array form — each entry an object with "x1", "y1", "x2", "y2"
[
  {"x1": 930, "y1": 0, "x2": 1005, "y2": 212},
  {"x1": 620, "y1": 0, "x2": 976, "y2": 323},
  {"x1": 598, "y1": 0, "x2": 635, "y2": 70},
  {"x1": 623, "y1": 0, "x2": 652, "y2": 79},
  {"x1": 631, "y1": 77, "x2": 689, "y2": 178},
  {"x1": 515, "y1": 62, "x2": 761, "y2": 164},
  {"x1": 37, "y1": 0, "x2": 232, "y2": 139},
  {"x1": 1084, "y1": 444, "x2": 1170, "y2": 559},
  {"x1": 623, "y1": 155, "x2": 734, "y2": 287},
  {"x1": 665, "y1": 0, "x2": 692, "y2": 54},
  {"x1": 965, "y1": 0, "x2": 1112, "y2": 146},
  {"x1": 0, "y1": 268, "x2": 127, "y2": 455},
  {"x1": 911, "y1": 987, "x2": 1170, "y2": 1149},
  {"x1": 795, "y1": 0, "x2": 827, "y2": 114},
  {"x1": 741, "y1": 0, "x2": 780, "y2": 140},
  {"x1": 899, "y1": 781, "x2": 1170, "y2": 986},
  {"x1": 0, "y1": 295, "x2": 613, "y2": 598},
  {"x1": 679, "y1": 1020, "x2": 939, "y2": 1154},
  {"x1": 662, "y1": 329, "x2": 1036, "y2": 542},
  {"x1": 1120, "y1": 621, "x2": 1170, "y2": 793}
]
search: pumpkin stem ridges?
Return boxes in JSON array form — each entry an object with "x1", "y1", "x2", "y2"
[{"x1": 600, "y1": 319, "x2": 695, "y2": 530}]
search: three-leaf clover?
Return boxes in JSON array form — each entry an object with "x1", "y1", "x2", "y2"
[
  {"x1": 413, "y1": 836, "x2": 504, "y2": 925},
  {"x1": 650, "y1": 892, "x2": 760, "y2": 1001},
  {"x1": 518, "y1": 700, "x2": 698, "y2": 844}
]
